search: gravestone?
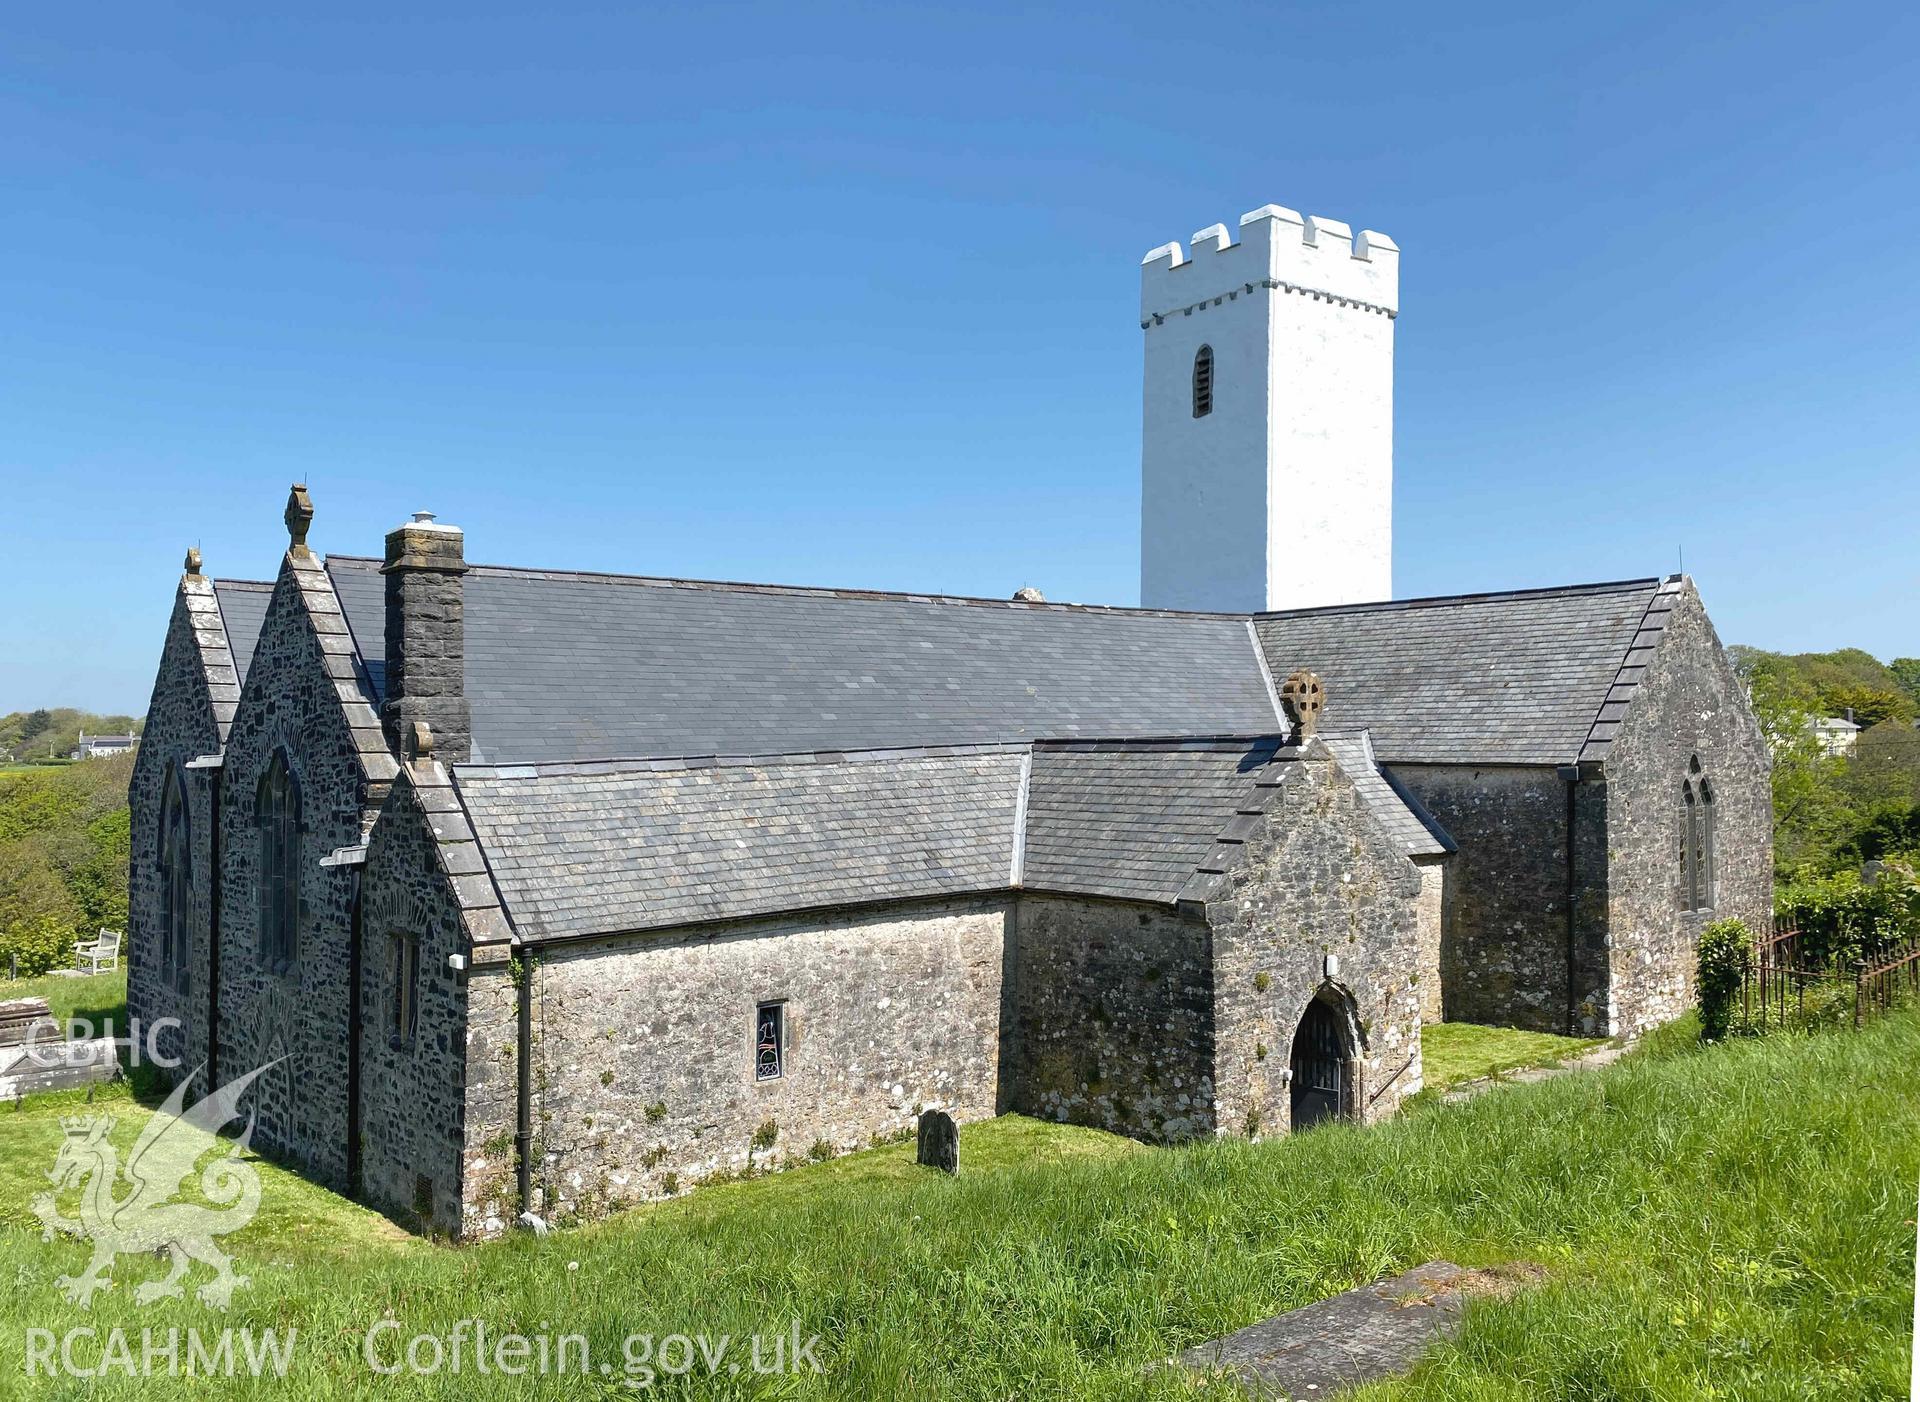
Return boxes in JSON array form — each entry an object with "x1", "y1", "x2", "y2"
[
  {"x1": 916, "y1": 1109, "x2": 957, "y2": 1174},
  {"x1": 1172, "y1": 1261, "x2": 1520, "y2": 1395},
  {"x1": 0, "y1": 998, "x2": 56, "y2": 1047}
]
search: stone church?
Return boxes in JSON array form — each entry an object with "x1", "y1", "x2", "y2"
[{"x1": 128, "y1": 201, "x2": 1770, "y2": 1238}]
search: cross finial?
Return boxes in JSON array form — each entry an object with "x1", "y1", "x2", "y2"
[
  {"x1": 184, "y1": 546, "x2": 203, "y2": 578},
  {"x1": 408, "y1": 720, "x2": 434, "y2": 764},
  {"x1": 285, "y1": 484, "x2": 315, "y2": 554},
  {"x1": 1280, "y1": 669, "x2": 1327, "y2": 742}
]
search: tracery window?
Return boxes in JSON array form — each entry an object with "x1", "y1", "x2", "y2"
[
  {"x1": 1679, "y1": 755, "x2": 1716, "y2": 912},
  {"x1": 754, "y1": 1002, "x2": 785, "y2": 1082}
]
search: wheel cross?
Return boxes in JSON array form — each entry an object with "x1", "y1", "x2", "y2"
[{"x1": 1280, "y1": 669, "x2": 1326, "y2": 740}]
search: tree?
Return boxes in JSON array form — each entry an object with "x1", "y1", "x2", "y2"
[
  {"x1": 15, "y1": 709, "x2": 52, "y2": 752},
  {"x1": 0, "y1": 837, "x2": 82, "y2": 937},
  {"x1": 1823, "y1": 683, "x2": 1914, "y2": 729},
  {"x1": 1890, "y1": 657, "x2": 1920, "y2": 703}
]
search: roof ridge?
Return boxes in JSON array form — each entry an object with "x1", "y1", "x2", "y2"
[
  {"x1": 323, "y1": 553, "x2": 1250, "y2": 621},
  {"x1": 1255, "y1": 575, "x2": 1670, "y2": 621},
  {"x1": 209, "y1": 577, "x2": 274, "y2": 591},
  {"x1": 1033, "y1": 734, "x2": 1296, "y2": 753},
  {"x1": 456, "y1": 740, "x2": 1035, "y2": 780},
  {"x1": 330, "y1": 550, "x2": 1674, "y2": 624}
]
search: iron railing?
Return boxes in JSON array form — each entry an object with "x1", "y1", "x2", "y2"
[{"x1": 1744, "y1": 915, "x2": 1920, "y2": 1031}]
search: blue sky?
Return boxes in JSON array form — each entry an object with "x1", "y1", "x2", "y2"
[{"x1": 2, "y1": 2, "x2": 1915, "y2": 715}]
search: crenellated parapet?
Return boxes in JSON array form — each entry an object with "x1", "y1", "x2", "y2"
[{"x1": 1141, "y1": 203, "x2": 1398, "y2": 324}]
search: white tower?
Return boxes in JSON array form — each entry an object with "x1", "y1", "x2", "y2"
[{"x1": 1139, "y1": 203, "x2": 1398, "y2": 613}]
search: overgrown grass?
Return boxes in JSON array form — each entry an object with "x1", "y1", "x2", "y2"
[
  {"x1": 1418, "y1": 1021, "x2": 1608, "y2": 1091},
  {"x1": 0, "y1": 1011, "x2": 1914, "y2": 1398},
  {"x1": 0, "y1": 966, "x2": 128, "y2": 1029}
]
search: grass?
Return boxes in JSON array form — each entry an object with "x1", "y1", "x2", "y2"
[
  {"x1": 1419, "y1": 1021, "x2": 1609, "y2": 1092},
  {"x1": 0, "y1": 967, "x2": 129, "y2": 1029},
  {"x1": 0, "y1": 1010, "x2": 1914, "y2": 1398}
]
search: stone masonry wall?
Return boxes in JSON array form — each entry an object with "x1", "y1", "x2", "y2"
[
  {"x1": 1008, "y1": 895, "x2": 1216, "y2": 1141},
  {"x1": 459, "y1": 957, "x2": 518, "y2": 1240},
  {"x1": 1602, "y1": 583, "x2": 1772, "y2": 1037},
  {"x1": 356, "y1": 774, "x2": 473, "y2": 1235},
  {"x1": 1410, "y1": 856, "x2": 1446, "y2": 1024},
  {"x1": 1208, "y1": 752, "x2": 1425, "y2": 1136},
  {"x1": 218, "y1": 552, "x2": 395, "y2": 1190},
  {"x1": 521, "y1": 897, "x2": 1011, "y2": 1225},
  {"x1": 1392, "y1": 764, "x2": 1575, "y2": 1032},
  {"x1": 127, "y1": 585, "x2": 225, "y2": 1077}
]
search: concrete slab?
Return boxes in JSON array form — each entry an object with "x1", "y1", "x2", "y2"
[{"x1": 1174, "y1": 1260, "x2": 1499, "y2": 1398}]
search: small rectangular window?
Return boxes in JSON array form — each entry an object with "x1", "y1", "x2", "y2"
[
  {"x1": 754, "y1": 1002, "x2": 785, "y2": 1082},
  {"x1": 388, "y1": 933, "x2": 419, "y2": 1048}
]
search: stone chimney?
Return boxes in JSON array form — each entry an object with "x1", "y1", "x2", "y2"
[{"x1": 382, "y1": 511, "x2": 473, "y2": 765}]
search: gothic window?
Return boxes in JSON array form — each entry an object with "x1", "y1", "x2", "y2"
[
  {"x1": 160, "y1": 766, "x2": 191, "y2": 990},
  {"x1": 754, "y1": 1002, "x2": 785, "y2": 1082},
  {"x1": 1679, "y1": 756, "x2": 1716, "y2": 913},
  {"x1": 257, "y1": 751, "x2": 301, "y2": 968},
  {"x1": 387, "y1": 933, "x2": 419, "y2": 1048},
  {"x1": 1192, "y1": 344, "x2": 1214, "y2": 418}
]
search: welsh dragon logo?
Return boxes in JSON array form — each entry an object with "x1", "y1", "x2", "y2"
[{"x1": 31, "y1": 1062, "x2": 276, "y2": 1310}]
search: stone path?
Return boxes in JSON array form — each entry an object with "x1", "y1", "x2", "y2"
[
  {"x1": 1172, "y1": 1260, "x2": 1519, "y2": 1397},
  {"x1": 1437, "y1": 1042, "x2": 1624, "y2": 1105}
]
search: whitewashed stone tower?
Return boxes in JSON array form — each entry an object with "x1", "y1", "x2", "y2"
[{"x1": 1139, "y1": 204, "x2": 1398, "y2": 613}]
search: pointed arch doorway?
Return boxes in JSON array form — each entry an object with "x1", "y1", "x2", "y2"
[{"x1": 1290, "y1": 991, "x2": 1360, "y2": 1130}]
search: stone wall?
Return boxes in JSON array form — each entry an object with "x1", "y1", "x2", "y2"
[
  {"x1": 127, "y1": 584, "x2": 225, "y2": 1077},
  {"x1": 1009, "y1": 894, "x2": 1215, "y2": 1141},
  {"x1": 1602, "y1": 583, "x2": 1772, "y2": 1037},
  {"x1": 459, "y1": 957, "x2": 519, "y2": 1240},
  {"x1": 519, "y1": 897, "x2": 1011, "y2": 1225},
  {"x1": 1207, "y1": 751, "x2": 1425, "y2": 1136},
  {"x1": 356, "y1": 775, "x2": 473, "y2": 1235},
  {"x1": 1392, "y1": 763, "x2": 1575, "y2": 1032},
  {"x1": 1409, "y1": 856, "x2": 1446, "y2": 1024},
  {"x1": 217, "y1": 552, "x2": 395, "y2": 1190}
]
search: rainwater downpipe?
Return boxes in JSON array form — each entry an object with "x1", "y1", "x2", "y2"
[{"x1": 515, "y1": 942, "x2": 534, "y2": 1217}]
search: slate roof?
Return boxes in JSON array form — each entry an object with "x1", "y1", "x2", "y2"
[
  {"x1": 1253, "y1": 579, "x2": 1674, "y2": 766},
  {"x1": 210, "y1": 580, "x2": 273, "y2": 687},
  {"x1": 324, "y1": 552, "x2": 1684, "y2": 770},
  {"x1": 1318, "y1": 733, "x2": 1454, "y2": 857},
  {"x1": 454, "y1": 747, "x2": 1027, "y2": 941},
  {"x1": 1022, "y1": 738, "x2": 1295, "y2": 904},
  {"x1": 450, "y1": 730, "x2": 1449, "y2": 943},
  {"x1": 323, "y1": 556, "x2": 1282, "y2": 764}
]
